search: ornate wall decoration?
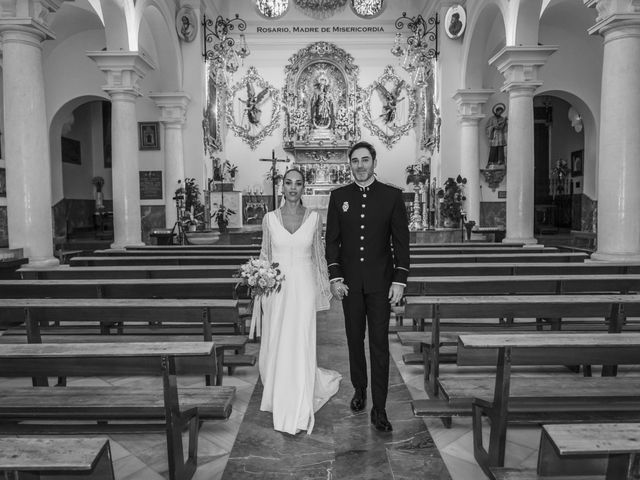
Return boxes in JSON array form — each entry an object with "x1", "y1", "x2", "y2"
[
  {"x1": 282, "y1": 42, "x2": 360, "y2": 159},
  {"x1": 225, "y1": 66, "x2": 281, "y2": 150},
  {"x1": 419, "y1": 63, "x2": 440, "y2": 152},
  {"x1": 362, "y1": 65, "x2": 416, "y2": 148},
  {"x1": 203, "y1": 63, "x2": 225, "y2": 155},
  {"x1": 293, "y1": 0, "x2": 347, "y2": 19}
]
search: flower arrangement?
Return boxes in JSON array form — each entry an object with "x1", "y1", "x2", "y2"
[
  {"x1": 334, "y1": 106, "x2": 351, "y2": 138},
  {"x1": 236, "y1": 258, "x2": 285, "y2": 299},
  {"x1": 437, "y1": 175, "x2": 467, "y2": 225},
  {"x1": 289, "y1": 108, "x2": 310, "y2": 139}
]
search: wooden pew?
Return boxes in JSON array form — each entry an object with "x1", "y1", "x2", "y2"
[
  {"x1": 398, "y1": 273, "x2": 640, "y2": 364},
  {"x1": 404, "y1": 294, "x2": 640, "y2": 395},
  {"x1": 94, "y1": 248, "x2": 261, "y2": 257},
  {"x1": 452, "y1": 332, "x2": 640, "y2": 479},
  {"x1": 22, "y1": 260, "x2": 640, "y2": 281},
  {"x1": 68, "y1": 252, "x2": 588, "y2": 267},
  {"x1": 0, "y1": 298, "x2": 249, "y2": 384},
  {"x1": 68, "y1": 255, "x2": 251, "y2": 267},
  {"x1": 0, "y1": 278, "x2": 241, "y2": 299},
  {"x1": 532, "y1": 423, "x2": 640, "y2": 480},
  {"x1": 127, "y1": 242, "x2": 526, "y2": 251},
  {"x1": 96, "y1": 245, "x2": 555, "y2": 257},
  {"x1": 0, "y1": 437, "x2": 114, "y2": 479},
  {"x1": 19, "y1": 265, "x2": 240, "y2": 279},
  {"x1": 0, "y1": 342, "x2": 235, "y2": 480}
]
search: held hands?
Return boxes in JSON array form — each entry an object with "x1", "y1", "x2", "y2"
[
  {"x1": 330, "y1": 280, "x2": 349, "y2": 301},
  {"x1": 388, "y1": 284, "x2": 405, "y2": 305}
]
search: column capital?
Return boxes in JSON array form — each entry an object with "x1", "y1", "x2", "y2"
[
  {"x1": 585, "y1": 0, "x2": 640, "y2": 35},
  {"x1": 0, "y1": 0, "x2": 62, "y2": 41},
  {"x1": 149, "y1": 92, "x2": 191, "y2": 125},
  {"x1": 489, "y1": 46, "x2": 558, "y2": 93},
  {"x1": 87, "y1": 50, "x2": 156, "y2": 97},
  {"x1": 453, "y1": 89, "x2": 495, "y2": 119}
]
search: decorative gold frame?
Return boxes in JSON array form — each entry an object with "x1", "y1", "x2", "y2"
[
  {"x1": 362, "y1": 65, "x2": 416, "y2": 148},
  {"x1": 226, "y1": 66, "x2": 281, "y2": 150},
  {"x1": 203, "y1": 64, "x2": 224, "y2": 155}
]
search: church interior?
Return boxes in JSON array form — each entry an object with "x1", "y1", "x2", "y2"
[{"x1": 1, "y1": 0, "x2": 640, "y2": 479}]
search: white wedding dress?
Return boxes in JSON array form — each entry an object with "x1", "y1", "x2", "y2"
[{"x1": 257, "y1": 208, "x2": 341, "y2": 435}]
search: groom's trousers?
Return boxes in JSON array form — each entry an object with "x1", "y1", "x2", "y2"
[{"x1": 342, "y1": 288, "x2": 391, "y2": 410}]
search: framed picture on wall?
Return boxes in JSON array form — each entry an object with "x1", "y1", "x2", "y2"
[
  {"x1": 571, "y1": 149, "x2": 583, "y2": 176},
  {"x1": 138, "y1": 122, "x2": 160, "y2": 150},
  {"x1": 0, "y1": 168, "x2": 5, "y2": 197},
  {"x1": 61, "y1": 137, "x2": 81, "y2": 165}
]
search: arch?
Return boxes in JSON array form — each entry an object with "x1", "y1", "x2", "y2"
[
  {"x1": 461, "y1": 1, "x2": 506, "y2": 89},
  {"x1": 535, "y1": 88, "x2": 598, "y2": 199},
  {"x1": 512, "y1": 0, "x2": 543, "y2": 45},
  {"x1": 137, "y1": 1, "x2": 182, "y2": 91},
  {"x1": 49, "y1": 95, "x2": 110, "y2": 207},
  {"x1": 100, "y1": 0, "x2": 136, "y2": 50}
]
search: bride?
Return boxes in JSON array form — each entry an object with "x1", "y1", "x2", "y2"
[{"x1": 257, "y1": 168, "x2": 341, "y2": 435}]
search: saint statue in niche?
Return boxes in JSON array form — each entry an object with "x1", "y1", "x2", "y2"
[
  {"x1": 311, "y1": 74, "x2": 334, "y2": 129},
  {"x1": 485, "y1": 103, "x2": 508, "y2": 168}
]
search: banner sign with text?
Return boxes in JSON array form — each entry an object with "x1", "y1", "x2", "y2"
[{"x1": 256, "y1": 25, "x2": 386, "y2": 34}]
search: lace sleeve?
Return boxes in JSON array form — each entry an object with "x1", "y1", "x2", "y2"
[
  {"x1": 312, "y1": 212, "x2": 332, "y2": 311},
  {"x1": 259, "y1": 213, "x2": 271, "y2": 263}
]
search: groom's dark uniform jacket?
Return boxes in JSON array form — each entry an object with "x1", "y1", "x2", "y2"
[
  {"x1": 325, "y1": 179, "x2": 410, "y2": 291},
  {"x1": 325, "y1": 178, "x2": 410, "y2": 410}
]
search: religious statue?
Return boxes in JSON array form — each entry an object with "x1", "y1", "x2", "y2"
[
  {"x1": 311, "y1": 75, "x2": 334, "y2": 129},
  {"x1": 239, "y1": 83, "x2": 270, "y2": 126},
  {"x1": 375, "y1": 80, "x2": 405, "y2": 125},
  {"x1": 485, "y1": 103, "x2": 508, "y2": 168}
]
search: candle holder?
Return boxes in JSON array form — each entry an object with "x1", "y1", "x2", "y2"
[{"x1": 408, "y1": 183, "x2": 424, "y2": 231}]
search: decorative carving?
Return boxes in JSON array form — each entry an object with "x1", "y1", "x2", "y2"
[
  {"x1": 362, "y1": 65, "x2": 417, "y2": 148},
  {"x1": 226, "y1": 66, "x2": 281, "y2": 150},
  {"x1": 282, "y1": 41, "x2": 360, "y2": 179},
  {"x1": 481, "y1": 165, "x2": 506, "y2": 191}
]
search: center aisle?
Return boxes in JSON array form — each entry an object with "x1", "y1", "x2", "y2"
[{"x1": 222, "y1": 297, "x2": 451, "y2": 479}]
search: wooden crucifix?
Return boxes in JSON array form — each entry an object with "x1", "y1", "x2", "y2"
[{"x1": 259, "y1": 149, "x2": 289, "y2": 210}]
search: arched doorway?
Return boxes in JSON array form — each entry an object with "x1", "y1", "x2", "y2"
[
  {"x1": 533, "y1": 94, "x2": 586, "y2": 235},
  {"x1": 50, "y1": 97, "x2": 112, "y2": 247}
]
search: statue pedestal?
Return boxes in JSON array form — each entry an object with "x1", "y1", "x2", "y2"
[{"x1": 209, "y1": 191, "x2": 243, "y2": 229}]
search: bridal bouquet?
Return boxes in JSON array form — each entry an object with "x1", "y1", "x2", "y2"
[
  {"x1": 236, "y1": 258, "x2": 285, "y2": 299},
  {"x1": 236, "y1": 258, "x2": 285, "y2": 339}
]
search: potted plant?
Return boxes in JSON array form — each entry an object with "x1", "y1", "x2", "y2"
[
  {"x1": 176, "y1": 178, "x2": 205, "y2": 231},
  {"x1": 211, "y1": 203, "x2": 236, "y2": 233},
  {"x1": 405, "y1": 161, "x2": 429, "y2": 186},
  {"x1": 223, "y1": 160, "x2": 238, "y2": 183},
  {"x1": 437, "y1": 175, "x2": 467, "y2": 228}
]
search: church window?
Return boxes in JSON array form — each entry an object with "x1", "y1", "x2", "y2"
[{"x1": 351, "y1": 0, "x2": 384, "y2": 18}]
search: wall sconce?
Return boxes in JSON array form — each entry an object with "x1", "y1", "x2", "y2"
[
  {"x1": 202, "y1": 14, "x2": 250, "y2": 85},
  {"x1": 392, "y1": 12, "x2": 439, "y2": 86}
]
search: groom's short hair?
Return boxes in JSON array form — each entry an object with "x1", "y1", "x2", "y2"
[{"x1": 349, "y1": 141, "x2": 376, "y2": 161}]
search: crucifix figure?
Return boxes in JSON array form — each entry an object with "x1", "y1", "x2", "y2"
[{"x1": 259, "y1": 149, "x2": 289, "y2": 210}]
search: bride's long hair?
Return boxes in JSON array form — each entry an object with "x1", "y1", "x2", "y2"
[{"x1": 281, "y1": 168, "x2": 306, "y2": 207}]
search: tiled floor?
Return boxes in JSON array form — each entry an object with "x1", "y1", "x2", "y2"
[{"x1": 1, "y1": 303, "x2": 567, "y2": 480}]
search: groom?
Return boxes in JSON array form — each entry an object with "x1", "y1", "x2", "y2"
[{"x1": 325, "y1": 141, "x2": 410, "y2": 432}]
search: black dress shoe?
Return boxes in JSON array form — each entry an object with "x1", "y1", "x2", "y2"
[
  {"x1": 370, "y1": 407, "x2": 393, "y2": 432},
  {"x1": 350, "y1": 387, "x2": 366, "y2": 412}
]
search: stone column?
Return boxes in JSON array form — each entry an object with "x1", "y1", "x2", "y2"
[
  {"x1": 87, "y1": 52, "x2": 155, "y2": 248},
  {"x1": 0, "y1": 2, "x2": 62, "y2": 266},
  {"x1": 149, "y1": 93, "x2": 191, "y2": 229},
  {"x1": 489, "y1": 46, "x2": 558, "y2": 244},
  {"x1": 585, "y1": 0, "x2": 640, "y2": 261},
  {"x1": 453, "y1": 90, "x2": 495, "y2": 225}
]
